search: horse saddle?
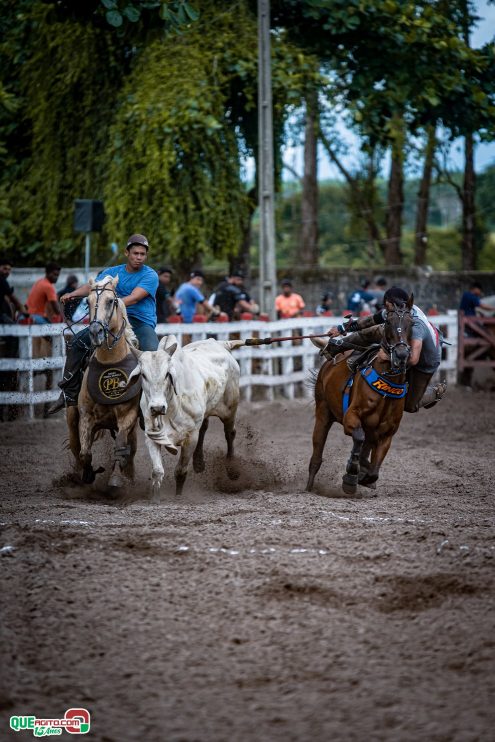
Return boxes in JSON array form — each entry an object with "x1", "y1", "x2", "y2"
[{"x1": 87, "y1": 353, "x2": 141, "y2": 406}]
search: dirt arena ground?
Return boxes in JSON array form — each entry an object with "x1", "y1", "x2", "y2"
[{"x1": 1, "y1": 387, "x2": 494, "y2": 741}]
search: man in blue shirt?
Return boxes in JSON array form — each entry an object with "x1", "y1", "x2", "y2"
[
  {"x1": 175, "y1": 270, "x2": 215, "y2": 322},
  {"x1": 347, "y1": 279, "x2": 375, "y2": 314},
  {"x1": 48, "y1": 234, "x2": 159, "y2": 414},
  {"x1": 459, "y1": 282, "x2": 492, "y2": 317}
]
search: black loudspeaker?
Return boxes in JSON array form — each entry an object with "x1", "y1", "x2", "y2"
[{"x1": 73, "y1": 199, "x2": 105, "y2": 233}]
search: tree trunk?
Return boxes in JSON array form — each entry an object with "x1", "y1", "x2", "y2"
[
  {"x1": 230, "y1": 187, "x2": 257, "y2": 279},
  {"x1": 414, "y1": 126, "x2": 436, "y2": 266},
  {"x1": 462, "y1": 132, "x2": 476, "y2": 270},
  {"x1": 319, "y1": 128, "x2": 387, "y2": 256},
  {"x1": 300, "y1": 90, "x2": 319, "y2": 267},
  {"x1": 385, "y1": 137, "x2": 404, "y2": 265}
]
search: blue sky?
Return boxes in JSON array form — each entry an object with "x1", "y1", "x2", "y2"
[{"x1": 273, "y1": 0, "x2": 495, "y2": 182}]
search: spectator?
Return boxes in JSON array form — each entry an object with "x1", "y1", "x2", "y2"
[
  {"x1": 211, "y1": 270, "x2": 258, "y2": 320},
  {"x1": 26, "y1": 262, "x2": 61, "y2": 323},
  {"x1": 347, "y1": 278, "x2": 376, "y2": 314},
  {"x1": 459, "y1": 282, "x2": 493, "y2": 316},
  {"x1": 57, "y1": 274, "x2": 79, "y2": 300},
  {"x1": 368, "y1": 276, "x2": 388, "y2": 310},
  {"x1": 57, "y1": 274, "x2": 81, "y2": 320},
  {"x1": 156, "y1": 266, "x2": 175, "y2": 323},
  {"x1": 275, "y1": 279, "x2": 305, "y2": 319},
  {"x1": 175, "y1": 270, "x2": 216, "y2": 323},
  {"x1": 0, "y1": 256, "x2": 26, "y2": 322},
  {"x1": 316, "y1": 291, "x2": 334, "y2": 316}
]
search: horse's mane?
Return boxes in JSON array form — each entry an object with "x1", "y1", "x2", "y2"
[{"x1": 93, "y1": 276, "x2": 138, "y2": 348}]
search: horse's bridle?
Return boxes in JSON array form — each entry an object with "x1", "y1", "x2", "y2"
[
  {"x1": 89, "y1": 285, "x2": 126, "y2": 349},
  {"x1": 381, "y1": 306, "x2": 411, "y2": 375}
]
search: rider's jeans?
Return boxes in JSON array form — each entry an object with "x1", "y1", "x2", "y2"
[{"x1": 130, "y1": 319, "x2": 159, "y2": 351}]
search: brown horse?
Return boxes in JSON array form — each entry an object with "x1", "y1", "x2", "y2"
[
  {"x1": 307, "y1": 296, "x2": 414, "y2": 495},
  {"x1": 67, "y1": 276, "x2": 140, "y2": 488}
]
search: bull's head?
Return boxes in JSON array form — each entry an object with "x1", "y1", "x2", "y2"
[{"x1": 128, "y1": 334, "x2": 178, "y2": 419}]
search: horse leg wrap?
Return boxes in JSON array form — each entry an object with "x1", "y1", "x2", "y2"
[{"x1": 115, "y1": 444, "x2": 131, "y2": 468}]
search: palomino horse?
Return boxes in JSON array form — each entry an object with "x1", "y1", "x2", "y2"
[
  {"x1": 307, "y1": 297, "x2": 413, "y2": 495},
  {"x1": 67, "y1": 276, "x2": 140, "y2": 488}
]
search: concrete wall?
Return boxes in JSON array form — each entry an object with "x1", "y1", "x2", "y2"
[{"x1": 8, "y1": 266, "x2": 495, "y2": 313}]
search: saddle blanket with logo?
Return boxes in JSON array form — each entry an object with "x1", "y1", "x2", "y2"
[
  {"x1": 87, "y1": 353, "x2": 141, "y2": 406},
  {"x1": 342, "y1": 367, "x2": 408, "y2": 414}
]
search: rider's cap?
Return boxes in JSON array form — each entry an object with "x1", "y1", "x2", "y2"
[
  {"x1": 384, "y1": 286, "x2": 409, "y2": 305},
  {"x1": 190, "y1": 269, "x2": 205, "y2": 279},
  {"x1": 126, "y1": 233, "x2": 149, "y2": 249}
]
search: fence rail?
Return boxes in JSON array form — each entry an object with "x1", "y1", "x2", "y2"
[{"x1": 0, "y1": 313, "x2": 458, "y2": 418}]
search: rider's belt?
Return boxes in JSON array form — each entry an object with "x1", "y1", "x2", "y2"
[
  {"x1": 87, "y1": 353, "x2": 141, "y2": 406},
  {"x1": 361, "y1": 367, "x2": 408, "y2": 399}
]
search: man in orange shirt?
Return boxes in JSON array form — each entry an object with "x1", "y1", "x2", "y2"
[
  {"x1": 26, "y1": 262, "x2": 61, "y2": 323},
  {"x1": 275, "y1": 279, "x2": 305, "y2": 319}
]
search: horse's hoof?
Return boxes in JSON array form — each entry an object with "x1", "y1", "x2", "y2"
[
  {"x1": 82, "y1": 469, "x2": 96, "y2": 485},
  {"x1": 226, "y1": 461, "x2": 240, "y2": 481},
  {"x1": 342, "y1": 473, "x2": 358, "y2": 495},
  {"x1": 360, "y1": 473, "x2": 378, "y2": 488},
  {"x1": 108, "y1": 473, "x2": 124, "y2": 489}
]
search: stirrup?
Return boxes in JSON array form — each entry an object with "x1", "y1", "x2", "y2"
[{"x1": 47, "y1": 391, "x2": 76, "y2": 415}]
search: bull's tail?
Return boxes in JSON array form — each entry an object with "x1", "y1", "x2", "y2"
[{"x1": 222, "y1": 339, "x2": 246, "y2": 351}]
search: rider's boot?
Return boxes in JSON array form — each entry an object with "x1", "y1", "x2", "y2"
[
  {"x1": 419, "y1": 380, "x2": 448, "y2": 409},
  {"x1": 47, "y1": 340, "x2": 90, "y2": 415}
]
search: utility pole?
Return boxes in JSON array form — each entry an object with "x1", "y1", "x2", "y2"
[{"x1": 258, "y1": 0, "x2": 277, "y2": 319}]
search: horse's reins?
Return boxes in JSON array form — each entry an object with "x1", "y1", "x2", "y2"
[{"x1": 88, "y1": 285, "x2": 127, "y2": 349}]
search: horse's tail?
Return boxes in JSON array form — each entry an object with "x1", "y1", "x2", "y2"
[{"x1": 305, "y1": 368, "x2": 319, "y2": 400}]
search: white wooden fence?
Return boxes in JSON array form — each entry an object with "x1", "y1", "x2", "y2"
[{"x1": 0, "y1": 313, "x2": 458, "y2": 418}]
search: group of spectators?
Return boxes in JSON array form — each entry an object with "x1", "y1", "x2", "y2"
[{"x1": 1, "y1": 254, "x2": 492, "y2": 327}]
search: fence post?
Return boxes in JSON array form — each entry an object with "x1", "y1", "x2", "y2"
[{"x1": 18, "y1": 333, "x2": 34, "y2": 420}]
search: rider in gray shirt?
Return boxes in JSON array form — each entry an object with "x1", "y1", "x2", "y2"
[{"x1": 316, "y1": 286, "x2": 446, "y2": 412}]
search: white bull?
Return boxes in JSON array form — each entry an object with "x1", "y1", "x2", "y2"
[{"x1": 128, "y1": 335, "x2": 244, "y2": 499}]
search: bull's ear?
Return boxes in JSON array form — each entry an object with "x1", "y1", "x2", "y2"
[
  {"x1": 158, "y1": 334, "x2": 178, "y2": 353},
  {"x1": 407, "y1": 293, "x2": 414, "y2": 310}
]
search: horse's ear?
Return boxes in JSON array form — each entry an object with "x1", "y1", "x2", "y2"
[
  {"x1": 165, "y1": 342, "x2": 178, "y2": 357},
  {"x1": 89, "y1": 277, "x2": 95, "y2": 288},
  {"x1": 407, "y1": 293, "x2": 414, "y2": 310},
  {"x1": 112, "y1": 275, "x2": 119, "y2": 288}
]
